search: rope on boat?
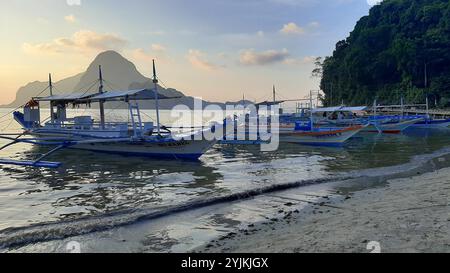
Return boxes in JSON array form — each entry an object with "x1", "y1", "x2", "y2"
[{"x1": 0, "y1": 85, "x2": 50, "y2": 124}]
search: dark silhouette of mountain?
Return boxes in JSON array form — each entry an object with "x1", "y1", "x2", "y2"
[
  {"x1": 5, "y1": 73, "x2": 83, "y2": 108},
  {"x1": 2, "y1": 50, "x2": 249, "y2": 109},
  {"x1": 74, "y1": 50, "x2": 147, "y2": 92}
]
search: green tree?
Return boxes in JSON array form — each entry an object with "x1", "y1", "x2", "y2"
[{"x1": 320, "y1": 0, "x2": 450, "y2": 107}]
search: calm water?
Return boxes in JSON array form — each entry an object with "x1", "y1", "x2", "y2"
[{"x1": 1, "y1": 108, "x2": 450, "y2": 251}]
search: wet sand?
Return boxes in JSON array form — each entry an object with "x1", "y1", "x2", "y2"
[{"x1": 196, "y1": 167, "x2": 450, "y2": 253}]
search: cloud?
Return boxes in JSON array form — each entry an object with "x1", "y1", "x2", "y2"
[
  {"x1": 66, "y1": 0, "x2": 81, "y2": 6},
  {"x1": 186, "y1": 49, "x2": 221, "y2": 71},
  {"x1": 64, "y1": 14, "x2": 77, "y2": 23},
  {"x1": 37, "y1": 17, "x2": 49, "y2": 24},
  {"x1": 308, "y1": 21, "x2": 320, "y2": 28},
  {"x1": 22, "y1": 30, "x2": 127, "y2": 55},
  {"x1": 283, "y1": 55, "x2": 317, "y2": 65},
  {"x1": 367, "y1": 0, "x2": 383, "y2": 6},
  {"x1": 151, "y1": 44, "x2": 166, "y2": 52},
  {"x1": 129, "y1": 44, "x2": 171, "y2": 64},
  {"x1": 280, "y1": 22, "x2": 305, "y2": 35},
  {"x1": 239, "y1": 48, "x2": 290, "y2": 65},
  {"x1": 142, "y1": 30, "x2": 166, "y2": 36},
  {"x1": 130, "y1": 48, "x2": 156, "y2": 62}
]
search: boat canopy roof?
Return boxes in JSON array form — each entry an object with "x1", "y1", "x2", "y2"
[
  {"x1": 255, "y1": 100, "x2": 285, "y2": 107},
  {"x1": 342, "y1": 106, "x2": 369, "y2": 112},
  {"x1": 88, "y1": 89, "x2": 176, "y2": 102},
  {"x1": 35, "y1": 89, "x2": 179, "y2": 103},
  {"x1": 35, "y1": 93, "x2": 96, "y2": 102},
  {"x1": 312, "y1": 106, "x2": 368, "y2": 113}
]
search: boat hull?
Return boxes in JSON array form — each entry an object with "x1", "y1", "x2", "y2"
[
  {"x1": 71, "y1": 139, "x2": 215, "y2": 160},
  {"x1": 363, "y1": 118, "x2": 422, "y2": 133},
  {"x1": 410, "y1": 119, "x2": 450, "y2": 129},
  {"x1": 279, "y1": 125, "x2": 364, "y2": 146},
  {"x1": 27, "y1": 129, "x2": 217, "y2": 161}
]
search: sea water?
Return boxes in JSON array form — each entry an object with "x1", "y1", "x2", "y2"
[{"x1": 1, "y1": 108, "x2": 450, "y2": 252}]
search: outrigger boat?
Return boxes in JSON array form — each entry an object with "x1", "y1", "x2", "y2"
[
  {"x1": 0, "y1": 61, "x2": 217, "y2": 168},
  {"x1": 312, "y1": 106, "x2": 423, "y2": 134},
  {"x1": 278, "y1": 121, "x2": 366, "y2": 146},
  {"x1": 368, "y1": 98, "x2": 450, "y2": 130},
  {"x1": 220, "y1": 93, "x2": 366, "y2": 146},
  {"x1": 403, "y1": 98, "x2": 450, "y2": 129},
  {"x1": 365, "y1": 116, "x2": 423, "y2": 133},
  {"x1": 411, "y1": 118, "x2": 450, "y2": 129}
]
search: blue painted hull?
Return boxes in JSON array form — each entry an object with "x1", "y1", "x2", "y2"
[
  {"x1": 71, "y1": 147, "x2": 203, "y2": 161},
  {"x1": 411, "y1": 119, "x2": 450, "y2": 128}
]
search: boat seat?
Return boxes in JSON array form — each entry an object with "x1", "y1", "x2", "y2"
[{"x1": 73, "y1": 116, "x2": 93, "y2": 130}]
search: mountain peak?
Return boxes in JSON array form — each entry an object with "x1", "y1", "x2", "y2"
[
  {"x1": 74, "y1": 50, "x2": 147, "y2": 91},
  {"x1": 93, "y1": 50, "x2": 127, "y2": 63},
  {"x1": 2, "y1": 50, "x2": 191, "y2": 108}
]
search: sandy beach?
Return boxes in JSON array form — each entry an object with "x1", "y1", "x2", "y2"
[{"x1": 196, "y1": 167, "x2": 450, "y2": 253}]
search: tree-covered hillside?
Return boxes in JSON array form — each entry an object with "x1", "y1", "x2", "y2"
[{"x1": 320, "y1": 0, "x2": 450, "y2": 107}]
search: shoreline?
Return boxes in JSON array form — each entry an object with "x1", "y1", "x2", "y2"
[{"x1": 195, "y1": 165, "x2": 450, "y2": 253}]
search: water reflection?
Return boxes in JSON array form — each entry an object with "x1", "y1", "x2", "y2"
[
  {"x1": 1, "y1": 147, "x2": 223, "y2": 225},
  {"x1": 1, "y1": 126, "x2": 450, "y2": 231}
]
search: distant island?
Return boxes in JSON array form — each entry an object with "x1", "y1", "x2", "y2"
[
  {"x1": 318, "y1": 0, "x2": 450, "y2": 107},
  {"x1": 1, "y1": 50, "x2": 252, "y2": 110}
]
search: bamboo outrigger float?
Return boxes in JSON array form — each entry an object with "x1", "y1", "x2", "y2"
[{"x1": 0, "y1": 61, "x2": 217, "y2": 168}]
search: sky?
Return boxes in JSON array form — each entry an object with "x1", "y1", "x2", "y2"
[{"x1": 0, "y1": 0, "x2": 382, "y2": 105}]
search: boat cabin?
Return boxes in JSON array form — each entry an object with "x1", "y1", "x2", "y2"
[{"x1": 15, "y1": 88, "x2": 174, "y2": 138}]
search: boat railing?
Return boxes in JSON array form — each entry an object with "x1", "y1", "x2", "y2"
[{"x1": 44, "y1": 120, "x2": 129, "y2": 131}]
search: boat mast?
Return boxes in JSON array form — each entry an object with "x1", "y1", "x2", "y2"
[
  {"x1": 310, "y1": 90, "x2": 314, "y2": 129},
  {"x1": 373, "y1": 99, "x2": 377, "y2": 117},
  {"x1": 400, "y1": 96, "x2": 404, "y2": 117},
  {"x1": 98, "y1": 65, "x2": 105, "y2": 129},
  {"x1": 49, "y1": 73, "x2": 54, "y2": 123},
  {"x1": 273, "y1": 85, "x2": 276, "y2": 104},
  {"x1": 152, "y1": 60, "x2": 161, "y2": 136}
]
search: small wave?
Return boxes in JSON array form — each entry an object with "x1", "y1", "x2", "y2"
[
  {"x1": 0, "y1": 175, "x2": 353, "y2": 248},
  {"x1": 2, "y1": 146, "x2": 450, "y2": 249}
]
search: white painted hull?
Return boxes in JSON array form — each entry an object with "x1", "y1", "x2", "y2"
[
  {"x1": 279, "y1": 126, "x2": 364, "y2": 146},
  {"x1": 28, "y1": 129, "x2": 216, "y2": 160},
  {"x1": 72, "y1": 139, "x2": 216, "y2": 160}
]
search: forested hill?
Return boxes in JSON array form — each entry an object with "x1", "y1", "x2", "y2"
[{"x1": 319, "y1": 0, "x2": 450, "y2": 107}]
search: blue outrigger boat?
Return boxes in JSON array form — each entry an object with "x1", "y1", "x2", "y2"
[{"x1": 0, "y1": 61, "x2": 217, "y2": 168}]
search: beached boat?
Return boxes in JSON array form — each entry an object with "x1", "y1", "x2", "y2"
[{"x1": 0, "y1": 61, "x2": 217, "y2": 168}]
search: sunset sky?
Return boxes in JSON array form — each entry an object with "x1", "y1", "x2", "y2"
[{"x1": 0, "y1": 0, "x2": 381, "y2": 105}]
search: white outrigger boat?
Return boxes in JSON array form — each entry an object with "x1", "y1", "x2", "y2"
[
  {"x1": 312, "y1": 106, "x2": 423, "y2": 134},
  {"x1": 0, "y1": 61, "x2": 217, "y2": 168},
  {"x1": 220, "y1": 97, "x2": 366, "y2": 146},
  {"x1": 278, "y1": 122, "x2": 366, "y2": 146}
]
